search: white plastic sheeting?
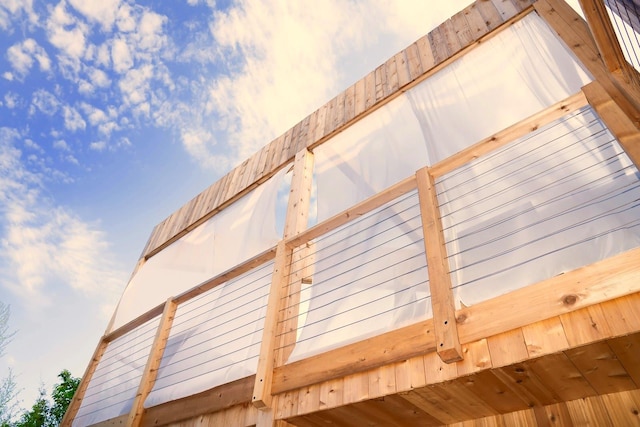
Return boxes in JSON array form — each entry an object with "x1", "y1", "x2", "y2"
[
  {"x1": 73, "y1": 316, "x2": 160, "y2": 427},
  {"x1": 110, "y1": 168, "x2": 288, "y2": 331},
  {"x1": 287, "y1": 191, "x2": 430, "y2": 362},
  {"x1": 297, "y1": 12, "x2": 592, "y2": 361},
  {"x1": 313, "y1": 13, "x2": 592, "y2": 223},
  {"x1": 437, "y1": 106, "x2": 640, "y2": 307},
  {"x1": 144, "y1": 261, "x2": 273, "y2": 407}
]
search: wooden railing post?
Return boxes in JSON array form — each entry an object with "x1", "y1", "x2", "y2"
[
  {"x1": 416, "y1": 167, "x2": 463, "y2": 363},
  {"x1": 60, "y1": 338, "x2": 109, "y2": 426},
  {"x1": 253, "y1": 149, "x2": 314, "y2": 415},
  {"x1": 127, "y1": 298, "x2": 178, "y2": 427}
]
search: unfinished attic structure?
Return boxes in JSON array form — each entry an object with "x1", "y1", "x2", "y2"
[{"x1": 64, "y1": 0, "x2": 640, "y2": 425}]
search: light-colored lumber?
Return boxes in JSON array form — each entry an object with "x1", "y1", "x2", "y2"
[
  {"x1": 90, "y1": 414, "x2": 128, "y2": 426},
  {"x1": 394, "y1": 50, "x2": 411, "y2": 88},
  {"x1": 368, "y1": 364, "x2": 397, "y2": 399},
  {"x1": 600, "y1": 292, "x2": 640, "y2": 336},
  {"x1": 565, "y1": 394, "x2": 614, "y2": 426},
  {"x1": 394, "y1": 356, "x2": 427, "y2": 392},
  {"x1": 526, "y1": 353, "x2": 596, "y2": 401},
  {"x1": 560, "y1": 304, "x2": 612, "y2": 346},
  {"x1": 486, "y1": 328, "x2": 529, "y2": 368},
  {"x1": 457, "y1": 369, "x2": 529, "y2": 414},
  {"x1": 405, "y1": 42, "x2": 423, "y2": 82},
  {"x1": 605, "y1": 333, "x2": 640, "y2": 386},
  {"x1": 341, "y1": 371, "x2": 370, "y2": 406},
  {"x1": 128, "y1": 299, "x2": 177, "y2": 427},
  {"x1": 521, "y1": 316, "x2": 570, "y2": 358},
  {"x1": 364, "y1": 70, "x2": 376, "y2": 109},
  {"x1": 416, "y1": 167, "x2": 463, "y2": 363},
  {"x1": 60, "y1": 338, "x2": 109, "y2": 427}
]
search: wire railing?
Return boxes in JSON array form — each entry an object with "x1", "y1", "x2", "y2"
[{"x1": 605, "y1": 0, "x2": 640, "y2": 73}]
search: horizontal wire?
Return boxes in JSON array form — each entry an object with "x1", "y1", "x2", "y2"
[
  {"x1": 75, "y1": 386, "x2": 137, "y2": 416},
  {"x1": 81, "y1": 376, "x2": 140, "y2": 404},
  {"x1": 91, "y1": 344, "x2": 154, "y2": 384},
  {"x1": 276, "y1": 276, "x2": 429, "y2": 341},
  {"x1": 453, "y1": 217, "x2": 640, "y2": 291},
  {"x1": 104, "y1": 319, "x2": 159, "y2": 354},
  {"x1": 440, "y1": 131, "x2": 614, "y2": 222},
  {"x1": 436, "y1": 107, "x2": 594, "y2": 190},
  {"x1": 279, "y1": 232, "x2": 425, "y2": 314},
  {"x1": 445, "y1": 172, "x2": 640, "y2": 257},
  {"x1": 277, "y1": 294, "x2": 431, "y2": 352}
]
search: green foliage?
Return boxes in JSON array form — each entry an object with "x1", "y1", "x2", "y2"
[{"x1": 11, "y1": 370, "x2": 80, "y2": 427}]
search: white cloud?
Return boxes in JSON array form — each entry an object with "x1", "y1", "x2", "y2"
[
  {"x1": 88, "y1": 67, "x2": 110, "y2": 88},
  {"x1": 0, "y1": 0, "x2": 38, "y2": 31},
  {"x1": 111, "y1": 38, "x2": 133, "y2": 73},
  {"x1": 53, "y1": 139, "x2": 70, "y2": 151},
  {"x1": 2, "y1": 72, "x2": 13, "y2": 81},
  {"x1": 62, "y1": 105, "x2": 86, "y2": 131},
  {"x1": 31, "y1": 89, "x2": 59, "y2": 115},
  {"x1": 0, "y1": 128, "x2": 125, "y2": 304},
  {"x1": 119, "y1": 64, "x2": 153, "y2": 106},
  {"x1": 135, "y1": 10, "x2": 167, "y2": 52},
  {"x1": 89, "y1": 140, "x2": 106, "y2": 151},
  {"x1": 3, "y1": 92, "x2": 18, "y2": 109},
  {"x1": 116, "y1": 3, "x2": 135, "y2": 33},
  {"x1": 68, "y1": 0, "x2": 121, "y2": 31},
  {"x1": 46, "y1": 2, "x2": 87, "y2": 60},
  {"x1": 8, "y1": 39, "x2": 52, "y2": 77}
]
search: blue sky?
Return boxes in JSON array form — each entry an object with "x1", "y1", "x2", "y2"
[{"x1": 0, "y1": 0, "x2": 587, "y2": 413}]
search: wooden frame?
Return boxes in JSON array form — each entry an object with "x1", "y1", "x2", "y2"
[{"x1": 67, "y1": 1, "x2": 640, "y2": 426}]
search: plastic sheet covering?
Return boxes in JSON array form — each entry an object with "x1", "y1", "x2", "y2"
[
  {"x1": 73, "y1": 316, "x2": 160, "y2": 426},
  {"x1": 436, "y1": 106, "x2": 640, "y2": 307},
  {"x1": 301, "y1": 13, "x2": 592, "y2": 360},
  {"x1": 287, "y1": 191, "x2": 431, "y2": 362},
  {"x1": 144, "y1": 261, "x2": 273, "y2": 407},
  {"x1": 110, "y1": 168, "x2": 287, "y2": 331},
  {"x1": 313, "y1": 13, "x2": 592, "y2": 223}
]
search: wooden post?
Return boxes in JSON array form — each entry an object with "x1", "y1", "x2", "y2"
[
  {"x1": 583, "y1": 80, "x2": 640, "y2": 168},
  {"x1": 578, "y1": 0, "x2": 640, "y2": 89},
  {"x1": 60, "y1": 338, "x2": 109, "y2": 426},
  {"x1": 416, "y1": 167, "x2": 463, "y2": 363},
  {"x1": 253, "y1": 149, "x2": 314, "y2": 410},
  {"x1": 127, "y1": 298, "x2": 178, "y2": 427}
]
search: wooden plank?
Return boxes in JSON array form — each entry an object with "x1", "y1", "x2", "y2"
[
  {"x1": 451, "y1": 10, "x2": 475, "y2": 47},
  {"x1": 537, "y1": 402, "x2": 574, "y2": 426},
  {"x1": 332, "y1": 91, "x2": 346, "y2": 134},
  {"x1": 368, "y1": 364, "x2": 397, "y2": 399},
  {"x1": 141, "y1": 376, "x2": 255, "y2": 427},
  {"x1": 493, "y1": 363, "x2": 560, "y2": 407},
  {"x1": 564, "y1": 341, "x2": 637, "y2": 394},
  {"x1": 354, "y1": 394, "x2": 443, "y2": 427},
  {"x1": 296, "y1": 385, "x2": 321, "y2": 416},
  {"x1": 385, "y1": 54, "x2": 399, "y2": 95},
  {"x1": 486, "y1": 328, "x2": 529, "y2": 367},
  {"x1": 416, "y1": 167, "x2": 462, "y2": 363},
  {"x1": 442, "y1": 19, "x2": 463, "y2": 55},
  {"x1": 286, "y1": 175, "x2": 417, "y2": 249},
  {"x1": 431, "y1": 91, "x2": 588, "y2": 177},
  {"x1": 526, "y1": 353, "x2": 596, "y2": 401},
  {"x1": 428, "y1": 25, "x2": 449, "y2": 64},
  {"x1": 313, "y1": 104, "x2": 328, "y2": 145},
  {"x1": 253, "y1": 242, "x2": 294, "y2": 409},
  {"x1": 463, "y1": 3, "x2": 490, "y2": 41},
  {"x1": 456, "y1": 247, "x2": 640, "y2": 345},
  {"x1": 458, "y1": 369, "x2": 530, "y2": 414},
  {"x1": 503, "y1": 408, "x2": 538, "y2": 426},
  {"x1": 583, "y1": 80, "x2": 640, "y2": 169},
  {"x1": 565, "y1": 394, "x2": 614, "y2": 426},
  {"x1": 456, "y1": 339, "x2": 491, "y2": 376},
  {"x1": 128, "y1": 299, "x2": 177, "y2": 427},
  {"x1": 415, "y1": 35, "x2": 436, "y2": 72},
  {"x1": 398, "y1": 389, "x2": 459, "y2": 425},
  {"x1": 272, "y1": 319, "x2": 435, "y2": 395},
  {"x1": 354, "y1": 78, "x2": 366, "y2": 117},
  {"x1": 364, "y1": 70, "x2": 376, "y2": 110},
  {"x1": 423, "y1": 350, "x2": 458, "y2": 384},
  {"x1": 342, "y1": 371, "x2": 370, "y2": 405},
  {"x1": 560, "y1": 304, "x2": 612, "y2": 347},
  {"x1": 600, "y1": 390, "x2": 640, "y2": 426},
  {"x1": 476, "y1": 0, "x2": 505, "y2": 31},
  {"x1": 60, "y1": 338, "x2": 109, "y2": 426},
  {"x1": 578, "y1": 0, "x2": 632, "y2": 75},
  {"x1": 521, "y1": 316, "x2": 570, "y2": 358},
  {"x1": 395, "y1": 355, "x2": 427, "y2": 392},
  {"x1": 105, "y1": 302, "x2": 164, "y2": 342},
  {"x1": 394, "y1": 50, "x2": 411, "y2": 89},
  {"x1": 90, "y1": 414, "x2": 128, "y2": 427},
  {"x1": 600, "y1": 293, "x2": 640, "y2": 336},
  {"x1": 607, "y1": 333, "x2": 640, "y2": 386},
  {"x1": 343, "y1": 84, "x2": 356, "y2": 123},
  {"x1": 278, "y1": 128, "x2": 295, "y2": 168},
  {"x1": 318, "y1": 378, "x2": 343, "y2": 410},
  {"x1": 275, "y1": 390, "x2": 299, "y2": 420},
  {"x1": 491, "y1": 0, "x2": 519, "y2": 19},
  {"x1": 511, "y1": 0, "x2": 536, "y2": 12},
  {"x1": 405, "y1": 42, "x2": 423, "y2": 82},
  {"x1": 374, "y1": 64, "x2": 387, "y2": 101},
  {"x1": 323, "y1": 96, "x2": 337, "y2": 137}
]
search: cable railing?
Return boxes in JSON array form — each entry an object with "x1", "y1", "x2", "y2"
[{"x1": 605, "y1": 0, "x2": 640, "y2": 73}]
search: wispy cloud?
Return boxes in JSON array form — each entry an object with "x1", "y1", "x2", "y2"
[{"x1": 0, "y1": 128, "x2": 124, "y2": 306}]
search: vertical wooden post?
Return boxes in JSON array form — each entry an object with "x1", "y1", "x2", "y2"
[
  {"x1": 127, "y1": 298, "x2": 178, "y2": 427},
  {"x1": 578, "y1": 0, "x2": 640, "y2": 87},
  {"x1": 60, "y1": 337, "x2": 109, "y2": 426},
  {"x1": 253, "y1": 149, "x2": 314, "y2": 414},
  {"x1": 416, "y1": 167, "x2": 463, "y2": 363},
  {"x1": 583, "y1": 80, "x2": 640, "y2": 167}
]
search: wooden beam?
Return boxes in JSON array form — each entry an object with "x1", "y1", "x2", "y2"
[
  {"x1": 60, "y1": 338, "x2": 109, "y2": 427},
  {"x1": 578, "y1": 0, "x2": 637, "y2": 83},
  {"x1": 128, "y1": 299, "x2": 177, "y2": 427},
  {"x1": 253, "y1": 149, "x2": 314, "y2": 410},
  {"x1": 141, "y1": 376, "x2": 255, "y2": 427},
  {"x1": 416, "y1": 167, "x2": 463, "y2": 363},
  {"x1": 252, "y1": 241, "x2": 294, "y2": 409},
  {"x1": 430, "y1": 92, "x2": 588, "y2": 178},
  {"x1": 582, "y1": 80, "x2": 640, "y2": 168}
]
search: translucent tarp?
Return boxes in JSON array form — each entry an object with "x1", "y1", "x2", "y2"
[
  {"x1": 298, "y1": 12, "x2": 592, "y2": 359},
  {"x1": 287, "y1": 191, "x2": 430, "y2": 362},
  {"x1": 144, "y1": 261, "x2": 274, "y2": 407},
  {"x1": 73, "y1": 316, "x2": 160, "y2": 426},
  {"x1": 437, "y1": 106, "x2": 640, "y2": 307},
  {"x1": 110, "y1": 168, "x2": 288, "y2": 331}
]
